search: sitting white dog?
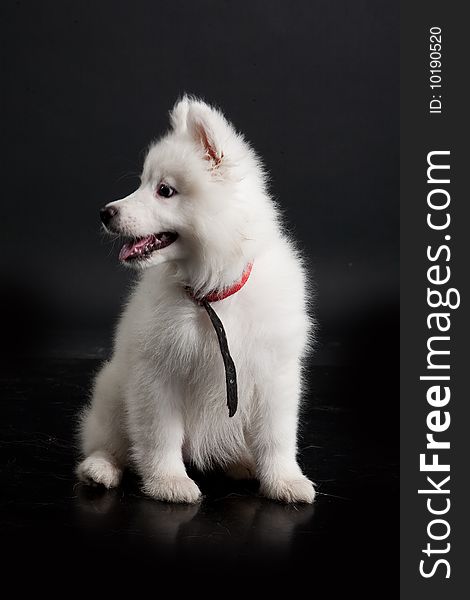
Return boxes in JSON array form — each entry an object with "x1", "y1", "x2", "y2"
[{"x1": 77, "y1": 97, "x2": 315, "y2": 504}]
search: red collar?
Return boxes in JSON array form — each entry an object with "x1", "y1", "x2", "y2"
[{"x1": 188, "y1": 262, "x2": 253, "y2": 303}]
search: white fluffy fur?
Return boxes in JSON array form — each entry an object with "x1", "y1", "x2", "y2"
[{"x1": 77, "y1": 96, "x2": 315, "y2": 504}]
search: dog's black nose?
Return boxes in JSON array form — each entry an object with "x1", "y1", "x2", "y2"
[{"x1": 100, "y1": 206, "x2": 118, "y2": 226}]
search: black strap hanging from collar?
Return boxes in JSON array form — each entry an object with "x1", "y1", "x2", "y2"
[{"x1": 201, "y1": 300, "x2": 238, "y2": 417}]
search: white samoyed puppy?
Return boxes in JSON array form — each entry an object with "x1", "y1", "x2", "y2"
[{"x1": 76, "y1": 96, "x2": 315, "y2": 504}]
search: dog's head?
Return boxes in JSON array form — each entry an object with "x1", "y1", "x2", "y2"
[{"x1": 101, "y1": 97, "x2": 272, "y2": 294}]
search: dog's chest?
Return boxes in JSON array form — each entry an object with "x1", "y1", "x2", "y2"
[
  {"x1": 125, "y1": 278, "x2": 259, "y2": 415},
  {"x1": 137, "y1": 293, "x2": 234, "y2": 375}
]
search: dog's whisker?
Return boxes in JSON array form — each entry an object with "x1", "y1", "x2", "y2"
[{"x1": 115, "y1": 170, "x2": 141, "y2": 184}]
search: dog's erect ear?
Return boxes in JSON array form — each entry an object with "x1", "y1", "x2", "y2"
[
  {"x1": 186, "y1": 102, "x2": 228, "y2": 167},
  {"x1": 170, "y1": 97, "x2": 190, "y2": 133},
  {"x1": 170, "y1": 97, "x2": 232, "y2": 167}
]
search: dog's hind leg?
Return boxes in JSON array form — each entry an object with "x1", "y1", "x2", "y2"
[{"x1": 76, "y1": 359, "x2": 128, "y2": 488}]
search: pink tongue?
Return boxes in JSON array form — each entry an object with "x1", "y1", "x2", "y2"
[{"x1": 119, "y1": 235, "x2": 154, "y2": 261}]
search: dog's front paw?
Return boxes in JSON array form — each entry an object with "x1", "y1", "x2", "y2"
[
  {"x1": 76, "y1": 452, "x2": 123, "y2": 489},
  {"x1": 261, "y1": 476, "x2": 316, "y2": 504},
  {"x1": 142, "y1": 475, "x2": 202, "y2": 504}
]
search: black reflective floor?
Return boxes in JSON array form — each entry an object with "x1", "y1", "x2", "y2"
[{"x1": 1, "y1": 357, "x2": 398, "y2": 594}]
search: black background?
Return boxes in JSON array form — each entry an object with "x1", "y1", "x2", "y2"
[
  {"x1": 1, "y1": 1, "x2": 399, "y2": 593},
  {"x1": 2, "y1": 0, "x2": 398, "y2": 362}
]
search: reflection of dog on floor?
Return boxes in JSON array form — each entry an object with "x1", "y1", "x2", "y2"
[
  {"x1": 75, "y1": 484, "x2": 315, "y2": 561},
  {"x1": 76, "y1": 96, "x2": 315, "y2": 504}
]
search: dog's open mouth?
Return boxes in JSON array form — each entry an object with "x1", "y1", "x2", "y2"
[{"x1": 118, "y1": 232, "x2": 178, "y2": 262}]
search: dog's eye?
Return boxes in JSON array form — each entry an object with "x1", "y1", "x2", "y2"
[{"x1": 157, "y1": 183, "x2": 176, "y2": 198}]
